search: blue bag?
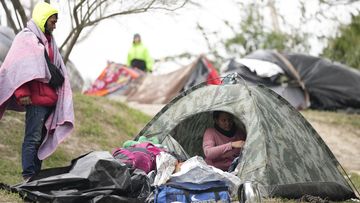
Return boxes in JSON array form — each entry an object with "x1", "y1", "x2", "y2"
[{"x1": 155, "y1": 181, "x2": 231, "y2": 203}]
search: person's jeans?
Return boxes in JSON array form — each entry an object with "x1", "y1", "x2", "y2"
[{"x1": 22, "y1": 105, "x2": 52, "y2": 178}]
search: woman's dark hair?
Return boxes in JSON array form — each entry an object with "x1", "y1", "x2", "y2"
[
  {"x1": 133, "y1": 33, "x2": 141, "y2": 43},
  {"x1": 213, "y1": 111, "x2": 233, "y2": 120}
]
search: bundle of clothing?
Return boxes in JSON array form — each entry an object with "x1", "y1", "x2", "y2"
[{"x1": 150, "y1": 154, "x2": 242, "y2": 202}]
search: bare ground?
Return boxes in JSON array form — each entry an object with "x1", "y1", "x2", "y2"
[
  {"x1": 123, "y1": 101, "x2": 360, "y2": 174},
  {"x1": 307, "y1": 120, "x2": 360, "y2": 175},
  {"x1": 109, "y1": 95, "x2": 164, "y2": 116}
]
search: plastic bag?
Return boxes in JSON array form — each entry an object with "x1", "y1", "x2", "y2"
[
  {"x1": 153, "y1": 152, "x2": 177, "y2": 186},
  {"x1": 170, "y1": 156, "x2": 241, "y2": 196}
]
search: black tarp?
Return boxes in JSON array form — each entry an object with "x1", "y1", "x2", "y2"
[
  {"x1": 223, "y1": 50, "x2": 360, "y2": 111},
  {"x1": 9, "y1": 151, "x2": 151, "y2": 203},
  {"x1": 223, "y1": 58, "x2": 308, "y2": 110},
  {"x1": 283, "y1": 53, "x2": 360, "y2": 110}
]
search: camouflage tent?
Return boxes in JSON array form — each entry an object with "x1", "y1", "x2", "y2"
[{"x1": 135, "y1": 74, "x2": 357, "y2": 200}]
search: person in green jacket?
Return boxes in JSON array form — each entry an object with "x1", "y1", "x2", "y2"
[{"x1": 127, "y1": 33, "x2": 153, "y2": 72}]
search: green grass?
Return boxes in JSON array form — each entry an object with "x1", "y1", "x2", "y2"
[
  {"x1": 350, "y1": 173, "x2": 360, "y2": 192},
  {"x1": 0, "y1": 93, "x2": 151, "y2": 192},
  {"x1": 0, "y1": 190, "x2": 23, "y2": 203},
  {"x1": 0, "y1": 95, "x2": 359, "y2": 202},
  {"x1": 301, "y1": 109, "x2": 360, "y2": 131}
]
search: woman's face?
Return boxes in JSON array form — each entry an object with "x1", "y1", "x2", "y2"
[
  {"x1": 215, "y1": 112, "x2": 234, "y2": 131},
  {"x1": 133, "y1": 36, "x2": 141, "y2": 44}
]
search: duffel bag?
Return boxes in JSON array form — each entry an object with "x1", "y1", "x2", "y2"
[{"x1": 155, "y1": 181, "x2": 231, "y2": 203}]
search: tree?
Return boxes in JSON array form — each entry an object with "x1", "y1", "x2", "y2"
[
  {"x1": 60, "y1": 0, "x2": 190, "y2": 64},
  {"x1": 0, "y1": 0, "x2": 190, "y2": 64},
  {"x1": 196, "y1": 0, "x2": 360, "y2": 63},
  {"x1": 322, "y1": 14, "x2": 360, "y2": 70},
  {"x1": 195, "y1": 1, "x2": 311, "y2": 63},
  {"x1": 0, "y1": 0, "x2": 29, "y2": 33},
  {"x1": 224, "y1": 2, "x2": 310, "y2": 57}
]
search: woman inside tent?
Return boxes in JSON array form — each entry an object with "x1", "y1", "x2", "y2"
[{"x1": 202, "y1": 111, "x2": 246, "y2": 171}]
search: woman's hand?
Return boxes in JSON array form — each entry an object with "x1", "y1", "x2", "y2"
[{"x1": 231, "y1": 140, "x2": 245, "y2": 148}]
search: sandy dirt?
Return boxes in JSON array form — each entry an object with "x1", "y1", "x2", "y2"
[
  {"x1": 307, "y1": 120, "x2": 360, "y2": 174},
  {"x1": 123, "y1": 101, "x2": 360, "y2": 175},
  {"x1": 109, "y1": 95, "x2": 165, "y2": 116}
]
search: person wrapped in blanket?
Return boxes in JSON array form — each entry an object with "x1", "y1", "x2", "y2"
[
  {"x1": 202, "y1": 111, "x2": 246, "y2": 171},
  {"x1": 0, "y1": 2, "x2": 74, "y2": 182}
]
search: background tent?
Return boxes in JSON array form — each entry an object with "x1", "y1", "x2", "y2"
[
  {"x1": 85, "y1": 55, "x2": 221, "y2": 104},
  {"x1": 124, "y1": 55, "x2": 221, "y2": 104},
  {"x1": 84, "y1": 62, "x2": 142, "y2": 96},
  {"x1": 222, "y1": 58, "x2": 308, "y2": 110},
  {"x1": 135, "y1": 75, "x2": 358, "y2": 200},
  {"x1": 221, "y1": 50, "x2": 360, "y2": 111}
]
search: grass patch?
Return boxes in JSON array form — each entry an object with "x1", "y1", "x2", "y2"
[
  {"x1": 0, "y1": 190, "x2": 23, "y2": 203},
  {"x1": 0, "y1": 159, "x2": 23, "y2": 184},
  {"x1": 349, "y1": 173, "x2": 360, "y2": 192},
  {"x1": 0, "y1": 93, "x2": 150, "y2": 184},
  {"x1": 42, "y1": 148, "x2": 74, "y2": 169},
  {"x1": 301, "y1": 110, "x2": 360, "y2": 130}
]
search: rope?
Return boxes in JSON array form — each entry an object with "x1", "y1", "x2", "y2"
[{"x1": 272, "y1": 51, "x2": 310, "y2": 108}]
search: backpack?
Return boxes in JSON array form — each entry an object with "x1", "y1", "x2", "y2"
[
  {"x1": 112, "y1": 147, "x2": 154, "y2": 173},
  {"x1": 132, "y1": 142, "x2": 164, "y2": 157},
  {"x1": 155, "y1": 181, "x2": 231, "y2": 203},
  {"x1": 112, "y1": 142, "x2": 164, "y2": 173}
]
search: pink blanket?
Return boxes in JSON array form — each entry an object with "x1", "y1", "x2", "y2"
[{"x1": 0, "y1": 20, "x2": 74, "y2": 160}]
